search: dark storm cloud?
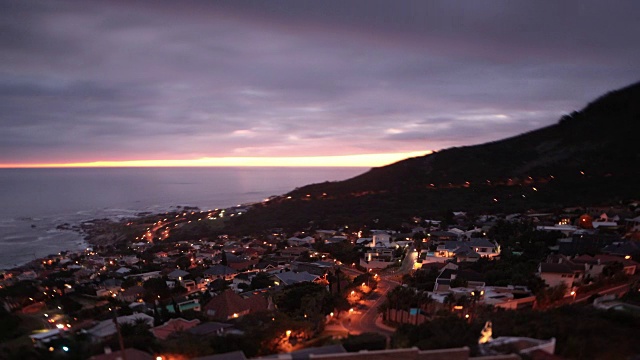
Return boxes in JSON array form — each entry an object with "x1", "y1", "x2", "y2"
[{"x1": 1, "y1": 0, "x2": 639, "y2": 163}]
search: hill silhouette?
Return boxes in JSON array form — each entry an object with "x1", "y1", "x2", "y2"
[{"x1": 229, "y1": 82, "x2": 640, "y2": 232}]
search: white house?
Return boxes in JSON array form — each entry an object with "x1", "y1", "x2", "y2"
[{"x1": 537, "y1": 263, "x2": 575, "y2": 290}]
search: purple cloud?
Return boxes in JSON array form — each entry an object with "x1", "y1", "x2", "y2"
[{"x1": 1, "y1": 0, "x2": 639, "y2": 163}]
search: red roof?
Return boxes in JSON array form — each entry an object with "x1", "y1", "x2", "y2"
[
  {"x1": 203, "y1": 289, "x2": 269, "y2": 320},
  {"x1": 228, "y1": 259, "x2": 258, "y2": 271},
  {"x1": 203, "y1": 290, "x2": 251, "y2": 320},
  {"x1": 151, "y1": 317, "x2": 200, "y2": 340}
]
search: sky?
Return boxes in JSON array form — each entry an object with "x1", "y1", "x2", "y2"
[{"x1": 1, "y1": 1, "x2": 639, "y2": 168}]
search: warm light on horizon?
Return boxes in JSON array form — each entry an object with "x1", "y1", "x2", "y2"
[{"x1": 0, "y1": 151, "x2": 432, "y2": 169}]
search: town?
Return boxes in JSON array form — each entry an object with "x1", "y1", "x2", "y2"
[{"x1": 2, "y1": 201, "x2": 640, "y2": 360}]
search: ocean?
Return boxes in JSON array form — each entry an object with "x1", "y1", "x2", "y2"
[{"x1": 0, "y1": 167, "x2": 364, "y2": 269}]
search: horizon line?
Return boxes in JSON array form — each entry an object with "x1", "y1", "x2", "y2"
[{"x1": 0, "y1": 151, "x2": 432, "y2": 169}]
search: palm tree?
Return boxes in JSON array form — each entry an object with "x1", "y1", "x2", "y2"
[
  {"x1": 385, "y1": 286, "x2": 403, "y2": 323},
  {"x1": 414, "y1": 291, "x2": 433, "y2": 325},
  {"x1": 444, "y1": 293, "x2": 456, "y2": 311}
]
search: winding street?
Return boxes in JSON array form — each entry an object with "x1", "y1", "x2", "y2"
[{"x1": 334, "y1": 247, "x2": 418, "y2": 336}]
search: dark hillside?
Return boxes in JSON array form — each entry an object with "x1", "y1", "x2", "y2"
[{"x1": 228, "y1": 82, "x2": 640, "y2": 232}]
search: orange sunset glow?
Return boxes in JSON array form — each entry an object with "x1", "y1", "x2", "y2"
[{"x1": 0, "y1": 151, "x2": 432, "y2": 169}]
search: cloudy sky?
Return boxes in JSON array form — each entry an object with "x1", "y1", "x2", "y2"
[{"x1": 2, "y1": 1, "x2": 639, "y2": 167}]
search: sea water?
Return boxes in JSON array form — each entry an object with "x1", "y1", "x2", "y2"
[{"x1": 0, "y1": 167, "x2": 364, "y2": 269}]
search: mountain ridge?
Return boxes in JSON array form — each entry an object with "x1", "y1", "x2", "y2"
[{"x1": 229, "y1": 82, "x2": 640, "y2": 231}]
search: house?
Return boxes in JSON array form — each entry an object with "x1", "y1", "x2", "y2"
[
  {"x1": 280, "y1": 247, "x2": 309, "y2": 259},
  {"x1": 125, "y1": 271, "x2": 161, "y2": 282},
  {"x1": 274, "y1": 271, "x2": 321, "y2": 286},
  {"x1": 557, "y1": 232, "x2": 621, "y2": 256},
  {"x1": 545, "y1": 255, "x2": 589, "y2": 283},
  {"x1": 203, "y1": 264, "x2": 237, "y2": 281},
  {"x1": 468, "y1": 238, "x2": 500, "y2": 258},
  {"x1": 121, "y1": 255, "x2": 140, "y2": 265},
  {"x1": 455, "y1": 247, "x2": 481, "y2": 263},
  {"x1": 625, "y1": 215, "x2": 640, "y2": 232},
  {"x1": 197, "y1": 249, "x2": 220, "y2": 260},
  {"x1": 118, "y1": 285, "x2": 144, "y2": 303},
  {"x1": 202, "y1": 289, "x2": 268, "y2": 321},
  {"x1": 592, "y1": 254, "x2": 638, "y2": 275},
  {"x1": 167, "y1": 269, "x2": 190, "y2": 281},
  {"x1": 29, "y1": 329, "x2": 62, "y2": 348},
  {"x1": 592, "y1": 219, "x2": 619, "y2": 229},
  {"x1": 571, "y1": 255, "x2": 606, "y2": 281},
  {"x1": 287, "y1": 236, "x2": 315, "y2": 246},
  {"x1": 326, "y1": 236, "x2": 348, "y2": 245},
  {"x1": 428, "y1": 231, "x2": 461, "y2": 243},
  {"x1": 181, "y1": 279, "x2": 197, "y2": 292},
  {"x1": 537, "y1": 263, "x2": 575, "y2": 290},
  {"x1": 315, "y1": 229, "x2": 337, "y2": 240},
  {"x1": 166, "y1": 298, "x2": 201, "y2": 313},
  {"x1": 232, "y1": 271, "x2": 259, "y2": 290},
  {"x1": 371, "y1": 232, "x2": 392, "y2": 248},
  {"x1": 356, "y1": 237, "x2": 373, "y2": 246},
  {"x1": 115, "y1": 267, "x2": 131, "y2": 275},
  {"x1": 292, "y1": 261, "x2": 333, "y2": 276},
  {"x1": 433, "y1": 267, "x2": 484, "y2": 293},
  {"x1": 101, "y1": 278, "x2": 123, "y2": 292},
  {"x1": 227, "y1": 259, "x2": 259, "y2": 271},
  {"x1": 602, "y1": 241, "x2": 640, "y2": 258},
  {"x1": 151, "y1": 318, "x2": 200, "y2": 340},
  {"x1": 361, "y1": 248, "x2": 399, "y2": 269},
  {"x1": 435, "y1": 239, "x2": 499, "y2": 261},
  {"x1": 536, "y1": 224, "x2": 579, "y2": 237},
  {"x1": 188, "y1": 322, "x2": 234, "y2": 337}
]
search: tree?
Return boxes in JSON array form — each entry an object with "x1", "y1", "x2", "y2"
[
  {"x1": 143, "y1": 277, "x2": 170, "y2": 301},
  {"x1": 0, "y1": 305, "x2": 21, "y2": 342},
  {"x1": 152, "y1": 301, "x2": 162, "y2": 326},
  {"x1": 342, "y1": 333, "x2": 387, "y2": 352},
  {"x1": 274, "y1": 282, "x2": 333, "y2": 327},
  {"x1": 449, "y1": 276, "x2": 468, "y2": 288},
  {"x1": 413, "y1": 231, "x2": 426, "y2": 252},
  {"x1": 220, "y1": 251, "x2": 228, "y2": 266},
  {"x1": 602, "y1": 261, "x2": 624, "y2": 278},
  {"x1": 172, "y1": 297, "x2": 182, "y2": 316},
  {"x1": 161, "y1": 333, "x2": 214, "y2": 358},
  {"x1": 250, "y1": 272, "x2": 275, "y2": 290},
  {"x1": 175, "y1": 256, "x2": 191, "y2": 270},
  {"x1": 384, "y1": 285, "x2": 417, "y2": 323},
  {"x1": 200, "y1": 290, "x2": 212, "y2": 304},
  {"x1": 444, "y1": 293, "x2": 457, "y2": 311},
  {"x1": 109, "y1": 318, "x2": 158, "y2": 352},
  {"x1": 535, "y1": 283, "x2": 568, "y2": 309}
]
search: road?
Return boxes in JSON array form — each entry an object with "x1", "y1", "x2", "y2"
[
  {"x1": 569, "y1": 282, "x2": 634, "y2": 304},
  {"x1": 333, "y1": 247, "x2": 417, "y2": 336}
]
